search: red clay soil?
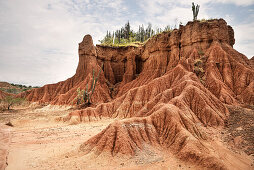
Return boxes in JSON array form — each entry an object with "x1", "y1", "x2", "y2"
[
  {"x1": 0, "y1": 90, "x2": 9, "y2": 100},
  {"x1": 20, "y1": 19, "x2": 253, "y2": 169},
  {"x1": 223, "y1": 105, "x2": 254, "y2": 156},
  {"x1": 250, "y1": 56, "x2": 254, "y2": 68},
  {"x1": 0, "y1": 125, "x2": 10, "y2": 170},
  {"x1": 0, "y1": 82, "x2": 15, "y2": 89}
]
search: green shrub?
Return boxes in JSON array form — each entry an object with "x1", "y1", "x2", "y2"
[
  {"x1": 74, "y1": 64, "x2": 103, "y2": 107},
  {"x1": 0, "y1": 96, "x2": 25, "y2": 110},
  {"x1": 198, "y1": 49, "x2": 205, "y2": 56}
]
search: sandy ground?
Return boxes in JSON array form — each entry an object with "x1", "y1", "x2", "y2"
[
  {"x1": 0, "y1": 105, "x2": 113, "y2": 170},
  {"x1": 0, "y1": 105, "x2": 253, "y2": 170},
  {"x1": 0, "y1": 105, "x2": 198, "y2": 170}
]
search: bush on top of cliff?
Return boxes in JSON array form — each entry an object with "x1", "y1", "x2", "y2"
[{"x1": 99, "y1": 21, "x2": 174, "y2": 47}]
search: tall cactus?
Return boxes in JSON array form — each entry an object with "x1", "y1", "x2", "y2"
[
  {"x1": 76, "y1": 88, "x2": 82, "y2": 105},
  {"x1": 192, "y1": 2, "x2": 200, "y2": 21},
  {"x1": 83, "y1": 63, "x2": 103, "y2": 105}
]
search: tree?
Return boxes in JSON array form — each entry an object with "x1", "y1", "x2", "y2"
[
  {"x1": 0, "y1": 96, "x2": 25, "y2": 110},
  {"x1": 99, "y1": 21, "x2": 175, "y2": 45},
  {"x1": 146, "y1": 23, "x2": 152, "y2": 39},
  {"x1": 140, "y1": 24, "x2": 145, "y2": 42},
  {"x1": 192, "y1": 2, "x2": 200, "y2": 21},
  {"x1": 125, "y1": 21, "x2": 131, "y2": 40},
  {"x1": 164, "y1": 25, "x2": 172, "y2": 32}
]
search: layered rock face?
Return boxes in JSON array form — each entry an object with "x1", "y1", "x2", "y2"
[
  {"x1": 0, "y1": 90, "x2": 8, "y2": 100},
  {"x1": 250, "y1": 56, "x2": 254, "y2": 68},
  {"x1": 22, "y1": 19, "x2": 253, "y2": 105},
  {"x1": 22, "y1": 19, "x2": 253, "y2": 169},
  {"x1": 20, "y1": 35, "x2": 111, "y2": 105}
]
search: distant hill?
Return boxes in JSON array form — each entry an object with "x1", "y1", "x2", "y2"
[
  {"x1": 0, "y1": 82, "x2": 15, "y2": 89},
  {"x1": 0, "y1": 81, "x2": 39, "y2": 94}
]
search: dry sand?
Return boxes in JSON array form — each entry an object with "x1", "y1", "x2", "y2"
[{"x1": 0, "y1": 105, "x2": 252, "y2": 170}]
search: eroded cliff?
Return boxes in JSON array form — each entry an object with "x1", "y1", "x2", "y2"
[{"x1": 20, "y1": 19, "x2": 253, "y2": 169}]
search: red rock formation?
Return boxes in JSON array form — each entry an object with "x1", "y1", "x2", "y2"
[
  {"x1": 22, "y1": 19, "x2": 254, "y2": 169},
  {"x1": 20, "y1": 35, "x2": 111, "y2": 105},
  {"x1": 0, "y1": 90, "x2": 10, "y2": 100},
  {"x1": 61, "y1": 60, "x2": 229, "y2": 169},
  {"x1": 22, "y1": 19, "x2": 253, "y2": 106},
  {"x1": 250, "y1": 56, "x2": 254, "y2": 68},
  {"x1": 204, "y1": 42, "x2": 254, "y2": 104}
]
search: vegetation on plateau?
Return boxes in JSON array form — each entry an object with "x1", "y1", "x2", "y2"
[
  {"x1": 99, "y1": 22, "x2": 175, "y2": 47},
  {"x1": 100, "y1": 2, "x2": 200, "y2": 47}
]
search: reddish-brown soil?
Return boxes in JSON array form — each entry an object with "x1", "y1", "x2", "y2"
[
  {"x1": 0, "y1": 82, "x2": 15, "y2": 89},
  {"x1": 223, "y1": 105, "x2": 254, "y2": 156},
  {"x1": 0, "y1": 90, "x2": 6, "y2": 100},
  {"x1": 0, "y1": 90, "x2": 11, "y2": 100},
  {"x1": 2, "y1": 19, "x2": 253, "y2": 169},
  {"x1": 250, "y1": 56, "x2": 254, "y2": 68}
]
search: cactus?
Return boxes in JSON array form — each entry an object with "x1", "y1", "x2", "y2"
[
  {"x1": 74, "y1": 88, "x2": 84, "y2": 105},
  {"x1": 72, "y1": 64, "x2": 103, "y2": 107},
  {"x1": 192, "y1": 2, "x2": 200, "y2": 21},
  {"x1": 83, "y1": 63, "x2": 103, "y2": 105},
  {"x1": 76, "y1": 88, "x2": 82, "y2": 105}
]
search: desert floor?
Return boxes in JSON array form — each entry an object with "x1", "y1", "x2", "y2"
[{"x1": 0, "y1": 104, "x2": 253, "y2": 170}]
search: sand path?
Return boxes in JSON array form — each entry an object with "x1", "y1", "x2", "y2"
[{"x1": 2, "y1": 119, "x2": 113, "y2": 170}]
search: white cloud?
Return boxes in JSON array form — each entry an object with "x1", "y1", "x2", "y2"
[
  {"x1": 137, "y1": 0, "x2": 210, "y2": 29},
  {"x1": 177, "y1": 0, "x2": 254, "y2": 6},
  {"x1": 213, "y1": 0, "x2": 254, "y2": 6},
  {"x1": 138, "y1": 0, "x2": 254, "y2": 59},
  {"x1": 234, "y1": 22, "x2": 254, "y2": 58},
  {"x1": 0, "y1": 0, "x2": 127, "y2": 86}
]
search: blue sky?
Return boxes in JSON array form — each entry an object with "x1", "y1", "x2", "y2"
[{"x1": 0, "y1": 0, "x2": 253, "y2": 86}]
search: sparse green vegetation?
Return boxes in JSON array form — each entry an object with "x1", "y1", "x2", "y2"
[
  {"x1": 198, "y1": 49, "x2": 205, "y2": 56},
  {"x1": 11, "y1": 83, "x2": 40, "y2": 89},
  {"x1": 0, "y1": 83, "x2": 40, "y2": 94},
  {"x1": 99, "y1": 41, "x2": 143, "y2": 47},
  {"x1": 198, "y1": 18, "x2": 217, "y2": 23},
  {"x1": 199, "y1": 18, "x2": 207, "y2": 23},
  {"x1": 0, "y1": 96, "x2": 25, "y2": 110},
  {"x1": 99, "y1": 21, "x2": 174, "y2": 46},
  {"x1": 74, "y1": 64, "x2": 103, "y2": 107},
  {"x1": 194, "y1": 56, "x2": 208, "y2": 85}
]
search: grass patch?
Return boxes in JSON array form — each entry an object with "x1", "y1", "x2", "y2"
[{"x1": 99, "y1": 41, "x2": 144, "y2": 47}]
